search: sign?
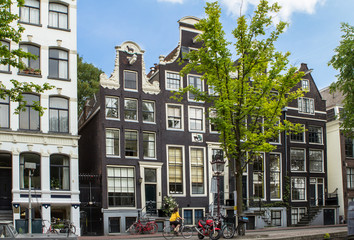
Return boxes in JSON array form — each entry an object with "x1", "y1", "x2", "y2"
[{"x1": 192, "y1": 133, "x2": 203, "y2": 142}]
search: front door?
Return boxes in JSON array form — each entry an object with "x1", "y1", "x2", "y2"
[
  {"x1": 0, "y1": 153, "x2": 12, "y2": 210},
  {"x1": 310, "y1": 178, "x2": 324, "y2": 206},
  {"x1": 144, "y1": 168, "x2": 157, "y2": 215}
]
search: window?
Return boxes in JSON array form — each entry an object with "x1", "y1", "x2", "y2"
[
  {"x1": 50, "y1": 154, "x2": 69, "y2": 190},
  {"x1": 20, "y1": 153, "x2": 40, "y2": 189},
  {"x1": 290, "y1": 148, "x2": 305, "y2": 172},
  {"x1": 308, "y1": 126, "x2": 323, "y2": 144},
  {"x1": 49, "y1": 49, "x2": 68, "y2": 79},
  {"x1": 309, "y1": 150, "x2": 323, "y2": 172},
  {"x1": 270, "y1": 153, "x2": 281, "y2": 199},
  {"x1": 183, "y1": 209, "x2": 204, "y2": 226},
  {"x1": 124, "y1": 71, "x2": 137, "y2": 90},
  {"x1": 208, "y1": 85, "x2": 217, "y2": 96},
  {"x1": 298, "y1": 97, "x2": 314, "y2": 114},
  {"x1": 269, "y1": 120, "x2": 280, "y2": 143},
  {"x1": 291, "y1": 208, "x2": 306, "y2": 225},
  {"x1": 167, "y1": 104, "x2": 182, "y2": 130},
  {"x1": 105, "y1": 97, "x2": 119, "y2": 119},
  {"x1": 0, "y1": 41, "x2": 10, "y2": 72},
  {"x1": 253, "y1": 154, "x2": 264, "y2": 199},
  {"x1": 143, "y1": 132, "x2": 156, "y2": 158},
  {"x1": 166, "y1": 72, "x2": 181, "y2": 90},
  {"x1": 290, "y1": 125, "x2": 305, "y2": 142},
  {"x1": 347, "y1": 168, "x2": 354, "y2": 189},
  {"x1": 142, "y1": 101, "x2": 155, "y2": 123},
  {"x1": 49, "y1": 3, "x2": 68, "y2": 29},
  {"x1": 106, "y1": 129, "x2": 120, "y2": 156},
  {"x1": 168, "y1": 146, "x2": 183, "y2": 194},
  {"x1": 301, "y1": 79, "x2": 309, "y2": 91},
  {"x1": 209, "y1": 109, "x2": 218, "y2": 133},
  {"x1": 188, "y1": 75, "x2": 202, "y2": 100},
  {"x1": 125, "y1": 130, "x2": 138, "y2": 157},
  {"x1": 291, "y1": 177, "x2": 306, "y2": 201},
  {"x1": 20, "y1": 0, "x2": 40, "y2": 25},
  {"x1": 190, "y1": 148, "x2": 204, "y2": 195},
  {"x1": 20, "y1": 44, "x2": 40, "y2": 71},
  {"x1": 19, "y1": 94, "x2": 40, "y2": 131},
  {"x1": 271, "y1": 211, "x2": 281, "y2": 226},
  {"x1": 0, "y1": 95, "x2": 9, "y2": 128},
  {"x1": 108, "y1": 217, "x2": 120, "y2": 233},
  {"x1": 49, "y1": 97, "x2": 68, "y2": 133},
  {"x1": 345, "y1": 138, "x2": 354, "y2": 158},
  {"x1": 189, "y1": 107, "x2": 204, "y2": 132},
  {"x1": 124, "y1": 99, "x2": 137, "y2": 121},
  {"x1": 107, "y1": 167, "x2": 135, "y2": 207}
]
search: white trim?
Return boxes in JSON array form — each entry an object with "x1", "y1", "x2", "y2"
[
  {"x1": 105, "y1": 128, "x2": 120, "y2": 158},
  {"x1": 289, "y1": 124, "x2": 306, "y2": 143},
  {"x1": 290, "y1": 148, "x2": 307, "y2": 172},
  {"x1": 165, "y1": 70, "x2": 182, "y2": 91},
  {"x1": 166, "y1": 144, "x2": 186, "y2": 197},
  {"x1": 291, "y1": 177, "x2": 307, "y2": 202},
  {"x1": 286, "y1": 106, "x2": 327, "y2": 115},
  {"x1": 124, "y1": 98, "x2": 138, "y2": 122},
  {"x1": 269, "y1": 152, "x2": 282, "y2": 201},
  {"x1": 142, "y1": 100, "x2": 156, "y2": 124},
  {"x1": 188, "y1": 106, "x2": 205, "y2": 133},
  {"x1": 252, "y1": 152, "x2": 266, "y2": 201},
  {"x1": 208, "y1": 108, "x2": 218, "y2": 134},
  {"x1": 187, "y1": 74, "x2": 204, "y2": 102},
  {"x1": 286, "y1": 114, "x2": 327, "y2": 122},
  {"x1": 181, "y1": 208, "x2": 205, "y2": 226},
  {"x1": 309, "y1": 149, "x2": 324, "y2": 173},
  {"x1": 142, "y1": 131, "x2": 156, "y2": 159},
  {"x1": 166, "y1": 103, "x2": 184, "y2": 131},
  {"x1": 124, "y1": 129, "x2": 139, "y2": 158},
  {"x1": 189, "y1": 146, "x2": 207, "y2": 197},
  {"x1": 123, "y1": 70, "x2": 138, "y2": 92}
]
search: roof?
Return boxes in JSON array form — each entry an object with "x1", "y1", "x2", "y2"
[{"x1": 320, "y1": 87, "x2": 345, "y2": 109}]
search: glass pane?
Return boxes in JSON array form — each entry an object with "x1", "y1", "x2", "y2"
[
  {"x1": 49, "y1": 59, "x2": 58, "y2": 77},
  {"x1": 50, "y1": 97, "x2": 68, "y2": 109},
  {"x1": 30, "y1": 108, "x2": 39, "y2": 130},
  {"x1": 59, "y1": 60, "x2": 68, "y2": 79},
  {"x1": 0, "y1": 104, "x2": 9, "y2": 128},
  {"x1": 49, "y1": 109, "x2": 58, "y2": 132},
  {"x1": 59, "y1": 110, "x2": 68, "y2": 132}
]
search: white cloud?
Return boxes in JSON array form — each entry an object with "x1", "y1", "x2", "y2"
[
  {"x1": 157, "y1": 0, "x2": 184, "y2": 3},
  {"x1": 220, "y1": 0, "x2": 325, "y2": 22}
]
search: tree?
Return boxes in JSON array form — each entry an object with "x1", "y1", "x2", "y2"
[
  {"x1": 0, "y1": 0, "x2": 53, "y2": 114},
  {"x1": 77, "y1": 55, "x2": 103, "y2": 113},
  {"x1": 328, "y1": 23, "x2": 354, "y2": 137},
  {"x1": 178, "y1": 1, "x2": 304, "y2": 215}
]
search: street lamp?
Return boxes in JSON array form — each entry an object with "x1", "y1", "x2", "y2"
[
  {"x1": 211, "y1": 155, "x2": 225, "y2": 220},
  {"x1": 25, "y1": 162, "x2": 36, "y2": 234}
]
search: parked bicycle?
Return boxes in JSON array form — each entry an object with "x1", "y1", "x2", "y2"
[
  {"x1": 220, "y1": 214, "x2": 248, "y2": 239},
  {"x1": 162, "y1": 219, "x2": 193, "y2": 239},
  {"x1": 62, "y1": 220, "x2": 76, "y2": 237},
  {"x1": 127, "y1": 218, "x2": 158, "y2": 235},
  {"x1": 42, "y1": 220, "x2": 59, "y2": 234}
]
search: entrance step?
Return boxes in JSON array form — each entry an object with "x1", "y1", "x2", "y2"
[{"x1": 0, "y1": 210, "x2": 12, "y2": 221}]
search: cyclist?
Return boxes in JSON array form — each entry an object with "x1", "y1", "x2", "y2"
[{"x1": 169, "y1": 207, "x2": 183, "y2": 233}]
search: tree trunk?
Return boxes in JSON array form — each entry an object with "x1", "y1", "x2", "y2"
[{"x1": 235, "y1": 156, "x2": 243, "y2": 215}]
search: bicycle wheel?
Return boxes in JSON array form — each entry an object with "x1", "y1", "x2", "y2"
[
  {"x1": 162, "y1": 225, "x2": 175, "y2": 239},
  {"x1": 129, "y1": 223, "x2": 142, "y2": 235},
  {"x1": 147, "y1": 222, "x2": 158, "y2": 234},
  {"x1": 181, "y1": 226, "x2": 193, "y2": 238},
  {"x1": 238, "y1": 223, "x2": 245, "y2": 236},
  {"x1": 222, "y1": 223, "x2": 235, "y2": 239},
  {"x1": 70, "y1": 225, "x2": 76, "y2": 235}
]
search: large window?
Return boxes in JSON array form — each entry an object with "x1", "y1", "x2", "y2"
[
  {"x1": 308, "y1": 126, "x2": 323, "y2": 144},
  {"x1": 0, "y1": 41, "x2": 10, "y2": 72},
  {"x1": 190, "y1": 148, "x2": 204, "y2": 195},
  {"x1": 106, "y1": 129, "x2": 120, "y2": 156},
  {"x1": 168, "y1": 146, "x2": 183, "y2": 194},
  {"x1": 50, "y1": 154, "x2": 69, "y2": 190},
  {"x1": 291, "y1": 177, "x2": 306, "y2": 201},
  {"x1": 271, "y1": 211, "x2": 282, "y2": 226},
  {"x1": 49, "y1": 3, "x2": 68, "y2": 29},
  {"x1": 0, "y1": 95, "x2": 9, "y2": 128},
  {"x1": 142, "y1": 101, "x2": 155, "y2": 123},
  {"x1": 124, "y1": 71, "x2": 137, "y2": 90},
  {"x1": 253, "y1": 154, "x2": 264, "y2": 199},
  {"x1": 189, "y1": 107, "x2": 203, "y2": 131},
  {"x1": 167, "y1": 104, "x2": 182, "y2": 130},
  {"x1": 125, "y1": 130, "x2": 138, "y2": 157},
  {"x1": 290, "y1": 125, "x2": 305, "y2": 142},
  {"x1": 290, "y1": 148, "x2": 305, "y2": 172},
  {"x1": 20, "y1": 44, "x2": 40, "y2": 71},
  {"x1": 183, "y1": 209, "x2": 204, "y2": 226},
  {"x1": 143, "y1": 132, "x2": 155, "y2": 158},
  {"x1": 20, "y1": 0, "x2": 40, "y2": 25},
  {"x1": 20, "y1": 153, "x2": 40, "y2": 189},
  {"x1": 166, "y1": 72, "x2": 181, "y2": 90},
  {"x1": 291, "y1": 208, "x2": 306, "y2": 225},
  {"x1": 49, "y1": 97, "x2": 68, "y2": 133},
  {"x1": 188, "y1": 75, "x2": 202, "y2": 100},
  {"x1": 19, "y1": 94, "x2": 40, "y2": 131},
  {"x1": 347, "y1": 168, "x2": 354, "y2": 189},
  {"x1": 270, "y1": 153, "x2": 281, "y2": 199},
  {"x1": 345, "y1": 138, "x2": 354, "y2": 158},
  {"x1": 124, "y1": 99, "x2": 137, "y2": 121},
  {"x1": 107, "y1": 167, "x2": 135, "y2": 207},
  {"x1": 105, "y1": 97, "x2": 119, "y2": 119},
  {"x1": 309, "y1": 150, "x2": 323, "y2": 172},
  {"x1": 298, "y1": 97, "x2": 314, "y2": 114},
  {"x1": 49, "y1": 49, "x2": 68, "y2": 79}
]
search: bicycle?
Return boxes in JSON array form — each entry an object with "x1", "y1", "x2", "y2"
[
  {"x1": 219, "y1": 214, "x2": 235, "y2": 239},
  {"x1": 220, "y1": 215, "x2": 248, "y2": 239},
  {"x1": 62, "y1": 220, "x2": 76, "y2": 237},
  {"x1": 127, "y1": 218, "x2": 158, "y2": 234},
  {"x1": 42, "y1": 220, "x2": 59, "y2": 234},
  {"x1": 162, "y1": 219, "x2": 193, "y2": 239}
]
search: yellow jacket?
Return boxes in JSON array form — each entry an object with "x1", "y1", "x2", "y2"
[{"x1": 170, "y1": 211, "x2": 181, "y2": 222}]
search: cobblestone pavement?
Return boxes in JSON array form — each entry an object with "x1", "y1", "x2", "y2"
[{"x1": 79, "y1": 225, "x2": 349, "y2": 240}]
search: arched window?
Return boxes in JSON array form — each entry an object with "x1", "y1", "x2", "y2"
[
  {"x1": 19, "y1": 94, "x2": 40, "y2": 131},
  {"x1": 20, "y1": 153, "x2": 41, "y2": 189},
  {"x1": 49, "y1": 3, "x2": 68, "y2": 29},
  {"x1": 49, "y1": 49, "x2": 68, "y2": 79},
  {"x1": 20, "y1": 0, "x2": 40, "y2": 25},
  {"x1": 49, "y1": 97, "x2": 69, "y2": 132},
  {"x1": 50, "y1": 154, "x2": 70, "y2": 190}
]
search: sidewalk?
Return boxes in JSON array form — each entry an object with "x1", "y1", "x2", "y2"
[{"x1": 79, "y1": 224, "x2": 349, "y2": 240}]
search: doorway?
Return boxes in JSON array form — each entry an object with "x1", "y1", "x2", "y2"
[
  {"x1": 0, "y1": 153, "x2": 12, "y2": 210},
  {"x1": 144, "y1": 168, "x2": 157, "y2": 215},
  {"x1": 310, "y1": 178, "x2": 324, "y2": 206}
]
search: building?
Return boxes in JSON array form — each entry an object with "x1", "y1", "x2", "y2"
[
  {"x1": 321, "y1": 87, "x2": 353, "y2": 223},
  {"x1": 0, "y1": 0, "x2": 80, "y2": 234},
  {"x1": 78, "y1": 16, "x2": 335, "y2": 235}
]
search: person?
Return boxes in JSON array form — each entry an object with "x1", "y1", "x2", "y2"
[{"x1": 169, "y1": 207, "x2": 183, "y2": 232}]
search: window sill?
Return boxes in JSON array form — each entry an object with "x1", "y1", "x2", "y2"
[
  {"x1": 18, "y1": 129, "x2": 41, "y2": 133},
  {"x1": 106, "y1": 117, "x2": 120, "y2": 121},
  {"x1": 106, "y1": 155, "x2": 121, "y2": 158},
  {"x1": 167, "y1": 128, "x2": 185, "y2": 131},
  {"x1": 48, "y1": 131, "x2": 71, "y2": 135},
  {"x1": 47, "y1": 26, "x2": 71, "y2": 32},
  {"x1": 0, "y1": 70, "x2": 11, "y2": 74},
  {"x1": 18, "y1": 72, "x2": 42, "y2": 78},
  {"x1": 18, "y1": 21, "x2": 42, "y2": 27},
  {"x1": 48, "y1": 76, "x2": 71, "y2": 81},
  {"x1": 50, "y1": 188, "x2": 70, "y2": 191},
  {"x1": 142, "y1": 121, "x2": 156, "y2": 124}
]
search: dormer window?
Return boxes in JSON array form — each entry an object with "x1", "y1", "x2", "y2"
[{"x1": 302, "y1": 79, "x2": 309, "y2": 91}]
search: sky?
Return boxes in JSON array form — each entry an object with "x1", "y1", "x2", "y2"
[{"x1": 77, "y1": 0, "x2": 354, "y2": 91}]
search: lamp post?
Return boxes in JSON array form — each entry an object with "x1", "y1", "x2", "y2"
[
  {"x1": 25, "y1": 162, "x2": 36, "y2": 234},
  {"x1": 211, "y1": 155, "x2": 225, "y2": 220}
]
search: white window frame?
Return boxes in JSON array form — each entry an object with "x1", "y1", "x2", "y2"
[
  {"x1": 105, "y1": 96, "x2": 120, "y2": 120},
  {"x1": 291, "y1": 177, "x2": 307, "y2": 202},
  {"x1": 209, "y1": 109, "x2": 218, "y2": 134},
  {"x1": 291, "y1": 207, "x2": 306, "y2": 225},
  {"x1": 106, "y1": 128, "x2": 120, "y2": 157},
  {"x1": 182, "y1": 208, "x2": 205, "y2": 226},
  {"x1": 290, "y1": 124, "x2": 306, "y2": 143},
  {"x1": 269, "y1": 152, "x2": 282, "y2": 201},
  {"x1": 189, "y1": 146, "x2": 207, "y2": 197},
  {"x1": 298, "y1": 97, "x2": 314, "y2": 114},
  {"x1": 166, "y1": 104, "x2": 184, "y2": 131},
  {"x1": 309, "y1": 149, "x2": 323, "y2": 173},
  {"x1": 124, "y1": 70, "x2": 138, "y2": 91},
  {"x1": 142, "y1": 100, "x2": 155, "y2": 124},
  {"x1": 187, "y1": 74, "x2": 203, "y2": 102},
  {"x1": 124, "y1": 98, "x2": 138, "y2": 122},
  {"x1": 143, "y1": 131, "x2": 156, "y2": 160},
  {"x1": 290, "y1": 148, "x2": 306, "y2": 172},
  {"x1": 124, "y1": 130, "x2": 139, "y2": 158},
  {"x1": 308, "y1": 125, "x2": 323, "y2": 145},
  {"x1": 167, "y1": 145, "x2": 186, "y2": 197},
  {"x1": 165, "y1": 71, "x2": 182, "y2": 91},
  {"x1": 0, "y1": 40, "x2": 10, "y2": 72},
  {"x1": 252, "y1": 153, "x2": 266, "y2": 201},
  {"x1": 188, "y1": 106, "x2": 205, "y2": 133},
  {"x1": 302, "y1": 79, "x2": 310, "y2": 91}
]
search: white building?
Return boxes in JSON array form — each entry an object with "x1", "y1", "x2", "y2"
[{"x1": 0, "y1": 0, "x2": 80, "y2": 234}]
